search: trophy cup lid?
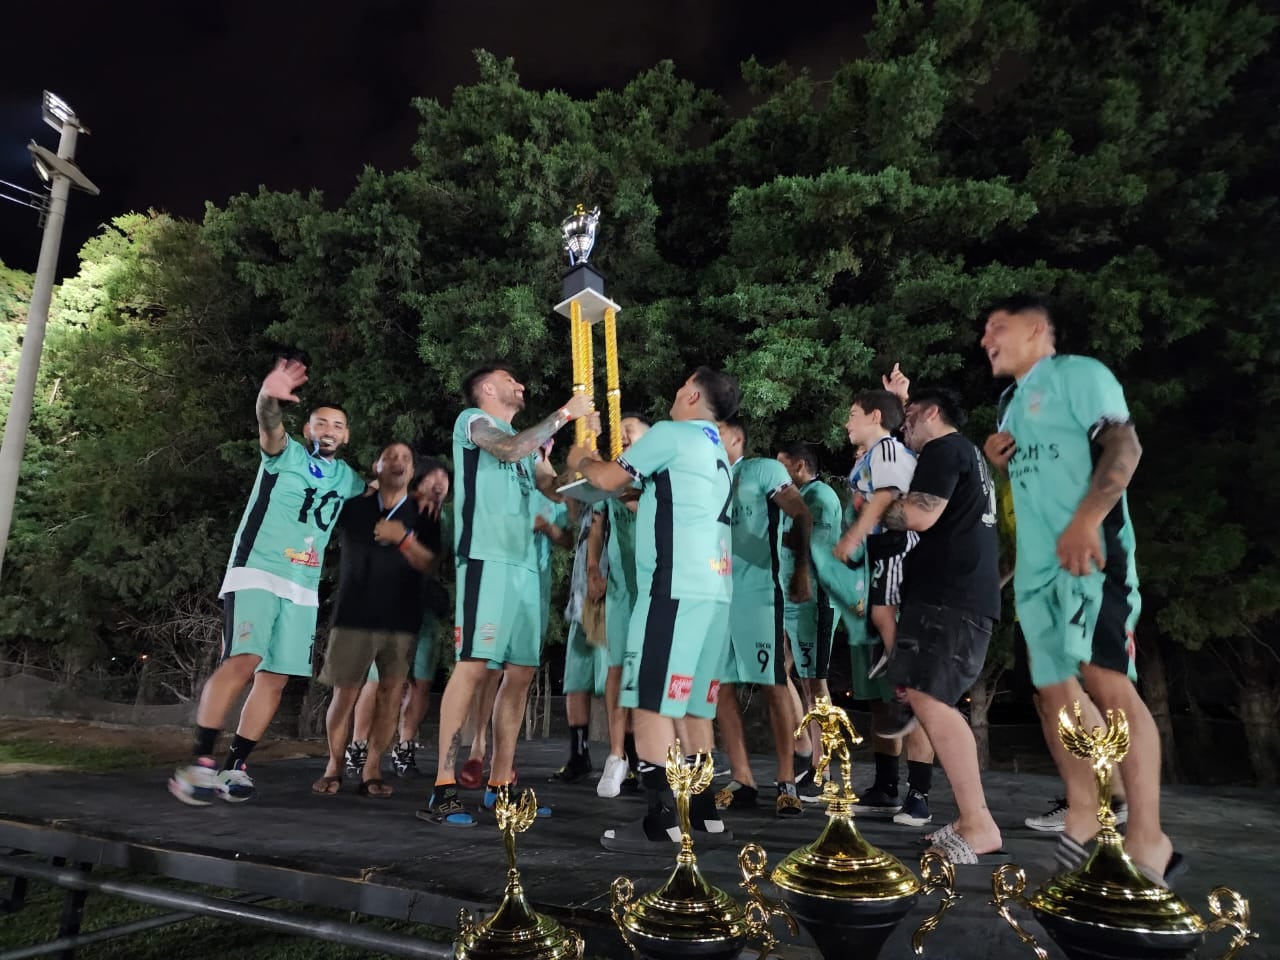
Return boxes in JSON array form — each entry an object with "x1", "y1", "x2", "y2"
[{"x1": 455, "y1": 788, "x2": 583, "y2": 960}]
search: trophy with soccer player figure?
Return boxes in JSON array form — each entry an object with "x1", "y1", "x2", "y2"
[
  {"x1": 991, "y1": 704, "x2": 1258, "y2": 960},
  {"x1": 555, "y1": 204, "x2": 624, "y2": 504}
]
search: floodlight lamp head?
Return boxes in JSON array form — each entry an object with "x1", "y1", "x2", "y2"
[
  {"x1": 31, "y1": 150, "x2": 52, "y2": 185},
  {"x1": 42, "y1": 91, "x2": 86, "y2": 134}
]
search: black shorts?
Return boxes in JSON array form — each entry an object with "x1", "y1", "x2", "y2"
[
  {"x1": 886, "y1": 602, "x2": 993, "y2": 708},
  {"x1": 867, "y1": 531, "x2": 919, "y2": 607}
]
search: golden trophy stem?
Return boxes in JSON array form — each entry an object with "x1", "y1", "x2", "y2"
[
  {"x1": 603, "y1": 307, "x2": 622, "y2": 460},
  {"x1": 570, "y1": 300, "x2": 590, "y2": 450},
  {"x1": 582, "y1": 310, "x2": 595, "y2": 449}
]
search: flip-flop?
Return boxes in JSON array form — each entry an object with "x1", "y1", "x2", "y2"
[
  {"x1": 415, "y1": 800, "x2": 477, "y2": 828},
  {"x1": 310, "y1": 775, "x2": 343, "y2": 796},
  {"x1": 458, "y1": 759, "x2": 484, "y2": 789},
  {"x1": 925, "y1": 824, "x2": 1012, "y2": 866},
  {"x1": 358, "y1": 779, "x2": 393, "y2": 799}
]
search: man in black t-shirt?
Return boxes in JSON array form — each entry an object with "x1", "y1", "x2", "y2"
[
  {"x1": 880, "y1": 388, "x2": 1003, "y2": 865},
  {"x1": 312, "y1": 442, "x2": 438, "y2": 798}
]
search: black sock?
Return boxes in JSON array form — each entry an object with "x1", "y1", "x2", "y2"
[
  {"x1": 193, "y1": 725, "x2": 219, "y2": 759},
  {"x1": 873, "y1": 751, "x2": 899, "y2": 793},
  {"x1": 223, "y1": 734, "x2": 257, "y2": 771},
  {"x1": 638, "y1": 761, "x2": 670, "y2": 819},
  {"x1": 907, "y1": 760, "x2": 933, "y2": 795},
  {"x1": 623, "y1": 732, "x2": 640, "y2": 771},
  {"x1": 570, "y1": 724, "x2": 589, "y2": 760},
  {"x1": 691, "y1": 786, "x2": 722, "y2": 827}
]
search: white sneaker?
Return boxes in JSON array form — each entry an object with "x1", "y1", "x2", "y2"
[
  {"x1": 169, "y1": 758, "x2": 220, "y2": 806},
  {"x1": 1025, "y1": 797, "x2": 1068, "y2": 832},
  {"x1": 216, "y1": 762, "x2": 256, "y2": 803},
  {"x1": 597, "y1": 755, "x2": 629, "y2": 798}
]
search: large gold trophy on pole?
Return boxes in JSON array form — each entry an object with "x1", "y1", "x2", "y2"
[
  {"x1": 991, "y1": 704, "x2": 1258, "y2": 960},
  {"x1": 555, "y1": 204, "x2": 623, "y2": 503},
  {"x1": 745, "y1": 697, "x2": 959, "y2": 958},
  {"x1": 455, "y1": 787, "x2": 583, "y2": 960}
]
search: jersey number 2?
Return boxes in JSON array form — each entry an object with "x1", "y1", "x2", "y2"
[{"x1": 716, "y1": 461, "x2": 733, "y2": 525}]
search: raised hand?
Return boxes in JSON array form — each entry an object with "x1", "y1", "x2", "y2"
[
  {"x1": 984, "y1": 431, "x2": 1017, "y2": 475},
  {"x1": 882, "y1": 362, "x2": 910, "y2": 402},
  {"x1": 563, "y1": 393, "x2": 594, "y2": 421},
  {"x1": 261, "y1": 358, "x2": 308, "y2": 403}
]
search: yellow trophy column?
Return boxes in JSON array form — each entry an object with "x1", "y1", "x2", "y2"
[
  {"x1": 570, "y1": 300, "x2": 587, "y2": 449},
  {"x1": 604, "y1": 306, "x2": 622, "y2": 460}
]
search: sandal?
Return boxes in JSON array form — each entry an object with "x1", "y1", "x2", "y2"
[
  {"x1": 925, "y1": 824, "x2": 1011, "y2": 866},
  {"x1": 310, "y1": 775, "x2": 343, "y2": 796},
  {"x1": 415, "y1": 789, "x2": 476, "y2": 828},
  {"x1": 358, "y1": 778, "x2": 393, "y2": 799}
]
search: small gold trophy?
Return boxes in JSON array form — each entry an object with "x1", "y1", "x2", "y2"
[
  {"x1": 992, "y1": 703, "x2": 1258, "y2": 960},
  {"x1": 555, "y1": 204, "x2": 623, "y2": 504},
  {"x1": 611, "y1": 744, "x2": 795, "y2": 960},
  {"x1": 455, "y1": 787, "x2": 584, "y2": 960},
  {"x1": 750, "y1": 696, "x2": 958, "y2": 958}
]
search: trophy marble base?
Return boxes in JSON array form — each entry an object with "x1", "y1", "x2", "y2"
[{"x1": 557, "y1": 477, "x2": 618, "y2": 504}]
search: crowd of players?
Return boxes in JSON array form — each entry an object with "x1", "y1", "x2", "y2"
[{"x1": 166, "y1": 294, "x2": 1182, "y2": 885}]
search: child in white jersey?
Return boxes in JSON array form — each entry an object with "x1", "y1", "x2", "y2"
[{"x1": 833, "y1": 389, "x2": 918, "y2": 677}]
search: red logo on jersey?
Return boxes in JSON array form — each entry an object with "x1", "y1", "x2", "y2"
[
  {"x1": 454, "y1": 626, "x2": 463, "y2": 653},
  {"x1": 707, "y1": 680, "x2": 720, "y2": 705},
  {"x1": 667, "y1": 674, "x2": 693, "y2": 702},
  {"x1": 284, "y1": 537, "x2": 320, "y2": 568}
]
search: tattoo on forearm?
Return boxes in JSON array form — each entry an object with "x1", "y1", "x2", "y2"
[
  {"x1": 256, "y1": 392, "x2": 282, "y2": 432},
  {"x1": 882, "y1": 502, "x2": 907, "y2": 530},
  {"x1": 1081, "y1": 425, "x2": 1141, "y2": 517},
  {"x1": 471, "y1": 410, "x2": 567, "y2": 462},
  {"x1": 882, "y1": 492, "x2": 945, "y2": 531}
]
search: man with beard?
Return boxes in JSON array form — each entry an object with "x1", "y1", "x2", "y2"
[
  {"x1": 419, "y1": 365, "x2": 595, "y2": 827},
  {"x1": 170, "y1": 359, "x2": 367, "y2": 805}
]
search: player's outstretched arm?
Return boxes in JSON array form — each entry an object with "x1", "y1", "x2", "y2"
[
  {"x1": 470, "y1": 395, "x2": 597, "y2": 464},
  {"x1": 257, "y1": 358, "x2": 308, "y2": 456},
  {"x1": 833, "y1": 488, "x2": 898, "y2": 561},
  {"x1": 773, "y1": 486, "x2": 812, "y2": 603}
]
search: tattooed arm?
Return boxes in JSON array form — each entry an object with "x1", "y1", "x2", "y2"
[
  {"x1": 257, "y1": 393, "x2": 286, "y2": 456},
  {"x1": 1057, "y1": 422, "x2": 1142, "y2": 576},
  {"x1": 881, "y1": 492, "x2": 948, "y2": 533},
  {"x1": 471, "y1": 409, "x2": 575, "y2": 463},
  {"x1": 255, "y1": 358, "x2": 308, "y2": 456}
]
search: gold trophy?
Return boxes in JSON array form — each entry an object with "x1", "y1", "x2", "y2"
[
  {"x1": 455, "y1": 787, "x2": 584, "y2": 960},
  {"x1": 992, "y1": 703, "x2": 1258, "y2": 960},
  {"x1": 749, "y1": 697, "x2": 958, "y2": 958},
  {"x1": 555, "y1": 204, "x2": 623, "y2": 504},
  {"x1": 611, "y1": 744, "x2": 796, "y2": 960}
]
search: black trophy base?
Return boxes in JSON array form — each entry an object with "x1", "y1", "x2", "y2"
[
  {"x1": 623, "y1": 930, "x2": 746, "y2": 960},
  {"x1": 782, "y1": 889, "x2": 919, "y2": 960},
  {"x1": 1038, "y1": 913, "x2": 1206, "y2": 960},
  {"x1": 562, "y1": 262, "x2": 605, "y2": 301}
]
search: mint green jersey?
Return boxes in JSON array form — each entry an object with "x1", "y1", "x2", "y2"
[
  {"x1": 221, "y1": 435, "x2": 366, "y2": 606},
  {"x1": 730, "y1": 457, "x2": 793, "y2": 600},
  {"x1": 618, "y1": 419, "x2": 732, "y2": 602},
  {"x1": 999, "y1": 355, "x2": 1141, "y2": 599},
  {"x1": 453, "y1": 408, "x2": 540, "y2": 572},
  {"x1": 781, "y1": 479, "x2": 844, "y2": 610},
  {"x1": 597, "y1": 496, "x2": 639, "y2": 599}
]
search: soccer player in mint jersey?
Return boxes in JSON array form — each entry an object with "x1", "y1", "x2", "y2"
[
  {"x1": 170, "y1": 358, "x2": 367, "y2": 806},
  {"x1": 981, "y1": 295, "x2": 1179, "y2": 886},
  {"x1": 776, "y1": 442, "x2": 854, "y2": 796},
  {"x1": 713, "y1": 418, "x2": 814, "y2": 819},
  {"x1": 590, "y1": 414, "x2": 650, "y2": 799},
  {"x1": 418, "y1": 365, "x2": 596, "y2": 827},
  {"x1": 567, "y1": 367, "x2": 740, "y2": 853}
]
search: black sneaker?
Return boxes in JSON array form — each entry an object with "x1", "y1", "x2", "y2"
[
  {"x1": 855, "y1": 783, "x2": 902, "y2": 816},
  {"x1": 893, "y1": 788, "x2": 932, "y2": 826},
  {"x1": 872, "y1": 700, "x2": 918, "y2": 739},
  {"x1": 619, "y1": 769, "x2": 640, "y2": 794},
  {"x1": 344, "y1": 740, "x2": 368, "y2": 778},
  {"x1": 548, "y1": 752, "x2": 593, "y2": 784},
  {"x1": 391, "y1": 741, "x2": 420, "y2": 778}
]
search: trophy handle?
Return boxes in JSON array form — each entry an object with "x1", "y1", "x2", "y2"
[
  {"x1": 739, "y1": 843, "x2": 798, "y2": 960},
  {"x1": 457, "y1": 907, "x2": 476, "y2": 939},
  {"x1": 569, "y1": 929, "x2": 586, "y2": 960},
  {"x1": 911, "y1": 850, "x2": 961, "y2": 955},
  {"x1": 1207, "y1": 886, "x2": 1259, "y2": 960},
  {"x1": 610, "y1": 877, "x2": 640, "y2": 960},
  {"x1": 988, "y1": 864, "x2": 1049, "y2": 960}
]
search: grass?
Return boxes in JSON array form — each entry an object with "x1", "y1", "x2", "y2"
[
  {"x1": 0, "y1": 739, "x2": 156, "y2": 773},
  {"x1": 0, "y1": 868, "x2": 453, "y2": 959}
]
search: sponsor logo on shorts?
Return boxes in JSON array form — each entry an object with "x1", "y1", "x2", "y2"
[
  {"x1": 707, "y1": 680, "x2": 720, "y2": 705},
  {"x1": 454, "y1": 626, "x2": 463, "y2": 652},
  {"x1": 667, "y1": 674, "x2": 693, "y2": 702},
  {"x1": 284, "y1": 536, "x2": 321, "y2": 567},
  {"x1": 237, "y1": 621, "x2": 253, "y2": 643},
  {"x1": 478, "y1": 623, "x2": 498, "y2": 646}
]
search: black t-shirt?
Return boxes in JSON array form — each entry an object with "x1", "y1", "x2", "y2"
[
  {"x1": 901, "y1": 432, "x2": 1001, "y2": 621},
  {"x1": 331, "y1": 493, "x2": 431, "y2": 632}
]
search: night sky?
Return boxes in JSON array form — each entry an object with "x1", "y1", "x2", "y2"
[{"x1": 0, "y1": 1, "x2": 874, "y2": 276}]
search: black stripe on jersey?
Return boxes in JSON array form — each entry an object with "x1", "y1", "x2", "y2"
[
  {"x1": 220, "y1": 593, "x2": 237, "y2": 663},
  {"x1": 650, "y1": 469, "x2": 675, "y2": 598},
  {"x1": 876, "y1": 436, "x2": 897, "y2": 462},
  {"x1": 766, "y1": 496, "x2": 784, "y2": 595},
  {"x1": 232, "y1": 472, "x2": 280, "y2": 568},
  {"x1": 457, "y1": 445, "x2": 481, "y2": 559},
  {"x1": 637, "y1": 596, "x2": 679, "y2": 713},
  {"x1": 457, "y1": 559, "x2": 484, "y2": 660},
  {"x1": 766, "y1": 496, "x2": 788, "y2": 685}
]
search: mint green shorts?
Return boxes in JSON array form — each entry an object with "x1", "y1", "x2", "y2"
[
  {"x1": 221, "y1": 590, "x2": 318, "y2": 678},
  {"x1": 621, "y1": 596, "x2": 729, "y2": 719},
  {"x1": 563, "y1": 622, "x2": 609, "y2": 696}
]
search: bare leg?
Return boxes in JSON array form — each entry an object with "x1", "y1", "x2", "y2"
[
  {"x1": 905, "y1": 724, "x2": 935, "y2": 764},
  {"x1": 714, "y1": 684, "x2": 755, "y2": 786},
  {"x1": 871, "y1": 605, "x2": 897, "y2": 653},
  {"x1": 399, "y1": 679, "x2": 431, "y2": 745},
  {"x1": 321, "y1": 686, "x2": 361, "y2": 781},
  {"x1": 764, "y1": 685, "x2": 797, "y2": 783},
  {"x1": 467, "y1": 670, "x2": 503, "y2": 763},
  {"x1": 799, "y1": 677, "x2": 830, "y2": 770},
  {"x1": 435, "y1": 660, "x2": 488, "y2": 782},
  {"x1": 1032, "y1": 677, "x2": 1102, "y2": 843},
  {"x1": 605, "y1": 665, "x2": 627, "y2": 758},
  {"x1": 566, "y1": 691, "x2": 591, "y2": 726},
  {"x1": 489, "y1": 665, "x2": 535, "y2": 784},
  {"x1": 868, "y1": 701, "x2": 905, "y2": 759},
  {"x1": 633, "y1": 708, "x2": 678, "y2": 765},
  {"x1": 1035, "y1": 690, "x2": 1125, "y2": 802},
  {"x1": 906, "y1": 687, "x2": 1001, "y2": 854},
  {"x1": 1080, "y1": 664, "x2": 1172, "y2": 876},
  {"x1": 352, "y1": 679, "x2": 378, "y2": 744},
  {"x1": 233, "y1": 671, "x2": 289, "y2": 741},
  {"x1": 361, "y1": 678, "x2": 402, "y2": 791},
  {"x1": 195, "y1": 654, "x2": 260, "y2": 731}
]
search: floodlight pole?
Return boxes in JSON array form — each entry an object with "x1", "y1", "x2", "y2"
[{"x1": 0, "y1": 121, "x2": 83, "y2": 579}]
